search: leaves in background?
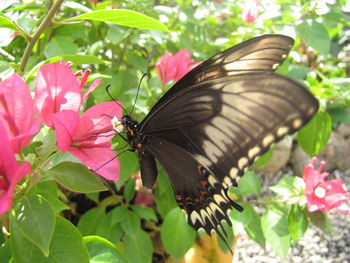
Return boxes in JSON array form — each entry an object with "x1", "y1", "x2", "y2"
[
  {"x1": 64, "y1": 10, "x2": 169, "y2": 32},
  {"x1": 45, "y1": 161, "x2": 108, "y2": 193},
  {"x1": 297, "y1": 111, "x2": 332, "y2": 157},
  {"x1": 160, "y1": 207, "x2": 196, "y2": 259},
  {"x1": 296, "y1": 20, "x2": 331, "y2": 56}
]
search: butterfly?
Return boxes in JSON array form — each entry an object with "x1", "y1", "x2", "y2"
[{"x1": 118, "y1": 34, "x2": 319, "y2": 248}]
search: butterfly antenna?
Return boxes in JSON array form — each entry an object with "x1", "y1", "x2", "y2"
[
  {"x1": 106, "y1": 85, "x2": 129, "y2": 115},
  {"x1": 130, "y1": 73, "x2": 147, "y2": 116}
]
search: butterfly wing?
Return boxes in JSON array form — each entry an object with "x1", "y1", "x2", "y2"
[
  {"x1": 144, "y1": 34, "x2": 294, "y2": 122},
  {"x1": 145, "y1": 135, "x2": 242, "y2": 243},
  {"x1": 140, "y1": 73, "x2": 318, "y2": 232},
  {"x1": 135, "y1": 35, "x2": 318, "y2": 243}
]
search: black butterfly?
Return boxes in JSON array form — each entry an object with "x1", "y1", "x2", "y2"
[{"x1": 119, "y1": 34, "x2": 319, "y2": 247}]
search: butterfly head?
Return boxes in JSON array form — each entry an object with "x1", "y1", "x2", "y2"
[{"x1": 121, "y1": 115, "x2": 143, "y2": 152}]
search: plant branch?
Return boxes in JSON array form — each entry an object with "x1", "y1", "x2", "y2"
[{"x1": 19, "y1": 0, "x2": 65, "y2": 74}]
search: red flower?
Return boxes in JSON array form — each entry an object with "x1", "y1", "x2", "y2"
[
  {"x1": 241, "y1": 0, "x2": 260, "y2": 23},
  {"x1": 0, "y1": 120, "x2": 31, "y2": 214},
  {"x1": 303, "y1": 157, "x2": 350, "y2": 214},
  {"x1": 53, "y1": 102, "x2": 121, "y2": 181},
  {"x1": 156, "y1": 49, "x2": 198, "y2": 86},
  {"x1": 0, "y1": 74, "x2": 41, "y2": 153},
  {"x1": 34, "y1": 62, "x2": 100, "y2": 128}
]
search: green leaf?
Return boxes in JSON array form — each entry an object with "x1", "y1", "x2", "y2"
[
  {"x1": 11, "y1": 215, "x2": 89, "y2": 263},
  {"x1": 261, "y1": 206, "x2": 290, "y2": 259},
  {"x1": 14, "y1": 195, "x2": 55, "y2": 256},
  {"x1": 323, "y1": 12, "x2": 350, "y2": 26},
  {"x1": 230, "y1": 205, "x2": 265, "y2": 248},
  {"x1": 124, "y1": 229, "x2": 153, "y2": 263},
  {"x1": 297, "y1": 111, "x2": 332, "y2": 156},
  {"x1": 253, "y1": 147, "x2": 274, "y2": 169},
  {"x1": 161, "y1": 207, "x2": 196, "y2": 259},
  {"x1": 111, "y1": 205, "x2": 129, "y2": 225},
  {"x1": 96, "y1": 212, "x2": 123, "y2": 244},
  {"x1": 77, "y1": 207, "x2": 105, "y2": 236},
  {"x1": 120, "y1": 210, "x2": 141, "y2": 238},
  {"x1": 124, "y1": 178, "x2": 136, "y2": 203},
  {"x1": 83, "y1": 236, "x2": 129, "y2": 263},
  {"x1": 155, "y1": 171, "x2": 177, "y2": 218},
  {"x1": 296, "y1": 20, "x2": 330, "y2": 55},
  {"x1": 327, "y1": 103, "x2": 350, "y2": 124},
  {"x1": 131, "y1": 205, "x2": 157, "y2": 221},
  {"x1": 288, "y1": 66, "x2": 312, "y2": 81},
  {"x1": 64, "y1": 10, "x2": 169, "y2": 32},
  {"x1": 45, "y1": 161, "x2": 108, "y2": 193},
  {"x1": 270, "y1": 175, "x2": 305, "y2": 198},
  {"x1": 244, "y1": 206, "x2": 265, "y2": 248},
  {"x1": 288, "y1": 205, "x2": 309, "y2": 243},
  {"x1": 0, "y1": 15, "x2": 18, "y2": 30},
  {"x1": 0, "y1": 240, "x2": 12, "y2": 263},
  {"x1": 306, "y1": 210, "x2": 334, "y2": 234},
  {"x1": 26, "y1": 55, "x2": 108, "y2": 81},
  {"x1": 107, "y1": 24, "x2": 129, "y2": 44},
  {"x1": 232, "y1": 171, "x2": 261, "y2": 196},
  {"x1": 44, "y1": 36, "x2": 78, "y2": 58},
  {"x1": 28, "y1": 179, "x2": 69, "y2": 213},
  {"x1": 34, "y1": 127, "x2": 56, "y2": 161}
]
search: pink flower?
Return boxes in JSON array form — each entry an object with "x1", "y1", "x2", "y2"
[
  {"x1": 34, "y1": 62, "x2": 100, "y2": 127},
  {"x1": 303, "y1": 157, "x2": 350, "y2": 214},
  {"x1": 53, "y1": 101, "x2": 122, "y2": 181},
  {"x1": 156, "y1": 49, "x2": 198, "y2": 86},
  {"x1": 241, "y1": 0, "x2": 260, "y2": 23},
  {"x1": 0, "y1": 74, "x2": 41, "y2": 153},
  {"x1": 0, "y1": 120, "x2": 32, "y2": 214},
  {"x1": 132, "y1": 173, "x2": 155, "y2": 206}
]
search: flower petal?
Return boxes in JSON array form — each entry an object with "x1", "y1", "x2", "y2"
[
  {"x1": 0, "y1": 120, "x2": 31, "y2": 214},
  {"x1": 0, "y1": 73, "x2": 40, "y2": 153},
  {"x1": 68, "y1": 146, "x2": 119, "y2": 181},
  {"x1": 74, "y1": 101, "x2": 122, "y2": 143},
  {"x1": 81, "y1": 78, "x2": 101, "y2": 103},
  {"x1": 35, "y1": 63, "x2": 81, "y2": 127},
  {"x1": 53, "y1": 110, "x2": 79, "y2": 152}
]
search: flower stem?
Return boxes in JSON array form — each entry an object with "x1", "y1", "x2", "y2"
[{"x1": 19, "y1": 0, "x2": 65, "y2": 75}]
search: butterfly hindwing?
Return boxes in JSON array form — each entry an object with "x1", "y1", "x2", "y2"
[{"x1": 145, "y1": 136, "x2": 242, "y2": 239}]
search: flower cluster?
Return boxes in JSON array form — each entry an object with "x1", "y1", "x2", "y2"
[
  {"x1": 156, "y1": 49, "x2": 199, "y2": 86},
  {"x1": 303, "y1": 157, "x2": 350, "y2": 214},
  {"x1": 0, "y1": 61, "x2": 121, "y2": 214}
]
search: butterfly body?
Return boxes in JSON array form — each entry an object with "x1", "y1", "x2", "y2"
[{"x1": 120, "y1": 35, "x2": 319, "y2": 246}]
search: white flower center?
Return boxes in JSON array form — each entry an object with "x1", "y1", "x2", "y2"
[
  {"x1": 314, "y1": 186, "x2": 326, "y2": 198},
  {"x1": 111, "y1": 116, "x2": 123, "y2": 133}
]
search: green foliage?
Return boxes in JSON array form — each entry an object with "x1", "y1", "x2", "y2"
[
  {"x1": 14, "y1": 195, "x2": 55, "y2": 256},
  {"x1": 83, "y1": 236, "x2": 129, "y2": 263},
  {"x1": 262, "y1": 205, "x2": 291, "y2": 259},
  {"x1": 298, "y1": 111, "x2": 332, "y2": 156},
  {"x1": 45, "y1": 162, "x2": 108, "y2": 192},
  {"x1": 160, "y1": 208, "x2": 196, "y2": 259},
  {"x1": 0, "y1": 0, "x2": 348, "y2": 261},
  {"x1": 231, "y1": 171, "x2": 261, "y2": 196}
]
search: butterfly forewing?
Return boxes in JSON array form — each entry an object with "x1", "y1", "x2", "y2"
[
  {"x1": 141, "y1": 73, "x2": 318, "y2": 188},
  {"x1": 142, "y1": 34, "x2": 294, "y2": 122}
]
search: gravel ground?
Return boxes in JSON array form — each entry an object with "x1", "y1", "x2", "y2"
[{"x1": 234, "y1": 169, "x2": 350, "y2": 263}]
